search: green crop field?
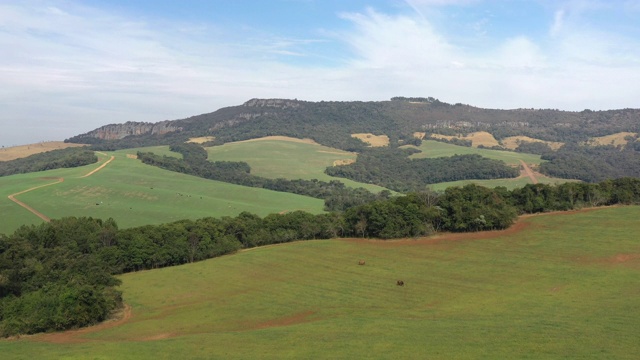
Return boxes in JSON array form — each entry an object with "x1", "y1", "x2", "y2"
[
  {"x1": 205, "y1": 139, "x2": 390, "y2": 192},
  {"x1": 428, "y1": 175, "x2": 574, "y2": 191},
  {"x1": 406, "y1": 140, "x2": 543, "y2": 165},
  {"x1": 3, "y1": 206, "x2": 638, "y2": 359},
  {"x1": 0, "y1": 151, "x2": 324, "y2": 235}
]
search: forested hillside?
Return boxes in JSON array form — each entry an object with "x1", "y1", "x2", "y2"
[{"x1": 65, "y1": 97, "x2": 640, "y2": 183}]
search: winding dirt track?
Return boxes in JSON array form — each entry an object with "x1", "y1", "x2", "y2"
[
  {"x1": 519, "y1": 159, "x2": 539, "y2": 184},
  {"x1": 7, "y1": 178, "x2": 64, "y2": 222},
  {"x1": 6, "y1": 154, "x2": 115, "y2": 222}
]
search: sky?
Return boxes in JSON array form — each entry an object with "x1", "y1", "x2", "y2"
[{"x1": 1, "y1": 0, "x2": 640, "y2": 146}]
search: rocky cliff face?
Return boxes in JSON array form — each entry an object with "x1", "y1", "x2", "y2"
[{"x1": 83, "y1": 121, "x2": 181, "y2": 140}]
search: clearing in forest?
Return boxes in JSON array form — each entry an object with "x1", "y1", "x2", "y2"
[
  {"x1": 501, "y1": 136, "x2": 564, "y2": 151},
  {"x1": 187, "y1": 136, "x2": 216, "y2": 144},
  {"x1": 351, "y1": 133, "x2": 390, "y2": 147},
  {"x1": 429, "y1": 131, "x2": 500, "y2": 148},
  {"x1": 585, "y1": 132, "x2": 637, "y2": 147}
]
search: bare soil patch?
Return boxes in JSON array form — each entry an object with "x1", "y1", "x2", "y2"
[
  {"x1": 0, "y1": 142, "x2": 86, "y2": 162},
  {"x1": 126, "y1": 153, "x2": 138, "y2": 159},
  {"x1": 234, "y1": 136, "x2": 319, "y2": 145},
  {"x1": 501, "y1": 136, "x2": 564, "y2": 151},
  {"x1": 351, "y1": 133, "x2": 390, "y2": 147}
]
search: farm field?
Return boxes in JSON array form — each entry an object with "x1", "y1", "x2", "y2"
[
  {"x1": 0, "y1": 151, "x2": 324, "y2": 235},
  {"x1": 205, "y1": 137, "x2": 390, "y2": 192},
  {"x1": 428, "y1": 174, "x2": 572, "y2": 191},
  {"x1": 2, "y1": 206, "x2": 639, "y2": 359},
  {"x1": 406, "y1": 140, "x2": 543, "y2": 165}
]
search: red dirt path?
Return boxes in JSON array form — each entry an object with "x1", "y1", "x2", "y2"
[{"x1": 519, "y1": 159, "x2": 538, "y2": 184}]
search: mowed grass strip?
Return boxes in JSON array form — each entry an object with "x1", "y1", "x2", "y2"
[
  {"x1": 0, "y1": 151, "x2": 324, "y2": 234},
  {"x1": 206, "y1": 139, "x2": 390, "y2": 193},
  {"x1": 407, "y1": 140, "x2": 543, "y2": 165},
  {"x1": 4, "y1": 206, "x2": 639, "y2": 359}
]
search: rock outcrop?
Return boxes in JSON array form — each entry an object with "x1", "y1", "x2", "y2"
[{"x1": 81, "y1": 121, "x2": 180, "y2": 140}]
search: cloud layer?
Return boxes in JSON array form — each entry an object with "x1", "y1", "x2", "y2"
[{"x1": 1, "y1": 1, "x2": 639, "y2": 145}]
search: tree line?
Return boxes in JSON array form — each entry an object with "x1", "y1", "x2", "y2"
[{"x1": 0, "y1": 148, "x2": 97, "y2": 177}]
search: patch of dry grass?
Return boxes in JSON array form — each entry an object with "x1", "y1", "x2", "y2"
[
  {"x1": 429, "y1": 131, "x2": 500, "y2": 148},
  {"x1": 0, "y1": 142, "x2": 86, "y2": 161},
  {"x1": 585, "y1": 132, "x2": 637, "y2": 147},
  {"x1": 187, "y1": 136, "x2": 216, "y2": 144},
  {"x1": 351, "y1": 133, "x2": 390, "y2": 147},
  {"x1": 501, "y1": 136, "x2": 564, "y2": 151}
]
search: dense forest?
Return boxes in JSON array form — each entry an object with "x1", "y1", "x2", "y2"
[
  {"x1": 3, "y1": 178, "x2": 640, "y2": 337},
  {"x1": 0, "y1": 148, "x2": 97, "y2": 177}
]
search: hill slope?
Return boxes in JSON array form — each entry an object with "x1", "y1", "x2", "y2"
[{"x1": 2, "y1": 206, "x2": 639, "y2": 359}]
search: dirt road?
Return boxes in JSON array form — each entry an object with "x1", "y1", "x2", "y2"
[{"x1": 519, "y1": 160, "x2": 538, "y2": 184}]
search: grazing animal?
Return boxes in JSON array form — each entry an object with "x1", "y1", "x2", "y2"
[
  {"x1": 396, "y1": 280, "x2": 404, "y2": 286},
  {"x1": 358, "y1": 260, "x2": 365, "y2": 265}
]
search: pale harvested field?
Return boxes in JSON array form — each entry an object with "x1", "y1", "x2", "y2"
[
  {"x1": 413, "y1": 132, "x2": 426, "y2": 139},
  {"x1": 234, "y1": 136, "x2": 319, "y2": 145},
  {"x1": 430, "y1": 131, "x2": 500, "y2": 148},
  {"x1": 501, "y1": 136, "x2": 564, "y2": 151},
  {"x1": 0, "y1": 142, "x2": 85, "y2": 161},
  {"x1": 586, "y1": 132, "x2": 637, "y2": 147},
  {"x1": 187, "y1": 136, "x2": 216, "y2": 144},
  {"x1": 332, "y1": 159, "x2": 356, "y2": 166},
  {"x1": 351, "y1": 133, "x2": 390, "y2": 147}
]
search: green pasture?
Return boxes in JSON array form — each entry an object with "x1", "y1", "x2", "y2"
[
  {"x1": 3, "y1": 206, "x2": 639, "y2": 359},
  {"x1": 117, "y1": 146, "x2": 182, "y2": 158},
  {"x1": 428, "y1": 174, "x2": 574, "y2": 191},
  {"x1": 406, "y1": 140, "x2": 543, "y2": 165},
  {"x1": 205, "y1": 140, "x2": 390, "y2": 192},
  {"x1": 0, "y1": 151, "x2": 324, "y2": 235}
]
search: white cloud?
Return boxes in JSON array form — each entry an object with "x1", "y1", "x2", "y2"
[{"x1": 1, "y1": 1, "x2": 639, "y2": 146}]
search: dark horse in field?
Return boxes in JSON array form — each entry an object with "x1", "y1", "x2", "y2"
[{"x1": 396, "y1": 280, "x2": 404, "y2": 286}]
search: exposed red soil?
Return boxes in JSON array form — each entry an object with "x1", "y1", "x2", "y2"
[
  {"x1": 32, "y1": 304, "x2": 132, "y2": 344},
  {"x1": 519, "y1": 159, "x2": 538, "y2": 184}
]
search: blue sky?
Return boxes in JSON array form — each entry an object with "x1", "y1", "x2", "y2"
[{"x1": 1, "y1": 0, "x2": 640, "y2": 146}]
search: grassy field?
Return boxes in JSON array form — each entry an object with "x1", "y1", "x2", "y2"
[
  {"x1": 205, "y1": 138, "x2": 390, "y2": 192},
  {"x1": 406, "y1": 140, "x2": 543, "y2": 165},
  {"x1": 428, "y1": 175, "x2": 574, "y2": 191},
  {"x1": 2, "y1": 206, "x2": 639, "y2": 359},
  {"x1": 0, "y1": 151, "x2": 324, "y2": 235}
]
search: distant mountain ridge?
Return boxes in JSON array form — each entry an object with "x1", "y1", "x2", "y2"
[{"x1": 66, "y1": 97, "x2": 640, "y2": 152}]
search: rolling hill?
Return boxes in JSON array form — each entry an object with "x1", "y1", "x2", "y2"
[{"x1": 1, "y1": 206, "x2": 639, "y2": 359}]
